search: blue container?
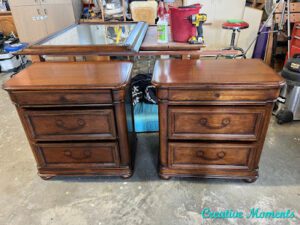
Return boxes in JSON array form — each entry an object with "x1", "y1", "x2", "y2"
[{"x1": 4, "y1": 43, "x2": 28, "y2": 53}]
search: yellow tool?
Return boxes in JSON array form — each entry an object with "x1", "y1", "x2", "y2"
[
  {"x1": 188, "y1": 13, "x2": 207, "y2": 44},
  {"x1": 89, "y1": 9, "x2": 96, "y2": 18},
  {"x1": 114, "y1": 26, "x2": 122, "y2": 44}
]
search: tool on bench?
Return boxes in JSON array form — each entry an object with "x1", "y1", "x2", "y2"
[
  {"x1": 187, "y1": 13, "x2": 207, "y2": 44},
  {"x1": 169, "y1": 4, "x2": 201, "y2": 43}
]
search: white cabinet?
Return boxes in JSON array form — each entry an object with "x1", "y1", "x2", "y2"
[
  {"x1": 9, "y1": 0, "x2": 40, "y2": 6},
  {"x1": 43, "y1": 4, "x2": 75, "y2": 35},
  {"x1": 10, "y1": 5, "x2": 48, "y2": 42},
  {"x1": 9, "y1": 0, "x2": 82, "y2": 43},
  {"x1": 40, "y1": 0, "x2": 72, "y2": 4}
]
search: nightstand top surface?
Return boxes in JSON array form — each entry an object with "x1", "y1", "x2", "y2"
[
  {"x1": 152, "y1": 59, "x2": 285, "y2": 88},
  {"x1": 3, "y1": 61, "x2": 133, "y2": 90}
]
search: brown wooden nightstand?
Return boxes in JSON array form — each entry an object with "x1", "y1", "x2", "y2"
[
  {"x1": 3, "y1": 61, "x2": 136, "y2": 179},
  {"x1": 152, "y1": 59, "x2": 285, "y2": 182}
]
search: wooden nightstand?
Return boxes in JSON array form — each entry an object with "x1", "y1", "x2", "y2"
[
  {"x1": 3, "y1": 61, "x2": 136, "y2": 179},
  {"x1": 152, "y1": 59, "x2": 285, "y2": 182}
]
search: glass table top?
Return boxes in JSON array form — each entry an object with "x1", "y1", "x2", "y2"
[{"x1": 41, "y1": 23, "x2": 137, "y2": 46}]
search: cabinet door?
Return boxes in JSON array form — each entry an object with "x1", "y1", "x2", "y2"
[
  {"x1": 10, "y1": 6, "x2": 48, "y2": 43},
  {"x1": 40, "y1": 0, "x2": 71, "y2": 4},
  {"x1": 43, "y1": 4, "x2": 75, "y2": 35},
  {"x1": 8, "y1": 0, "x2": 40, "y2": 6}
]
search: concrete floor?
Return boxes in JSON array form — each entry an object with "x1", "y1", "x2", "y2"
[{"x1": 0, "y1": 73, "x2": 299, "y2": 225}]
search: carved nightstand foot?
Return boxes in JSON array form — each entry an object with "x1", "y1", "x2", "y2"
[
  {"x1": 243, "y1": 177, "x2": 258, "y2": 183},
  {"x1": 40, "y1": 175, "x2": 55, "y2": 180},
  {"x1": 121, "y1": 172, "x2": 133, "y2": 179},
  {"x1": 159, "y1": 174, "x2": 172, "y2": 180}
]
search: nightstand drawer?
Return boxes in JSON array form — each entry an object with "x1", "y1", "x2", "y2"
[
  {"x1": 169, "y1": 89, "x2": 279, "y2": 102},
  {"x1": 35, "y1": 142, "x2": 120, "y2": 168},
  {"x1": 23, "y1": 109, "x2": 116, "y2": 141},
  {"x1": 169, "y1": 142, "x2": 255, "y2": 169},
  {"x1": 168, "y1": 106, "x2": 266, "y2": 141},
  {"x1": 10, "y1": 90, "x2": 112, "y2": 106}
]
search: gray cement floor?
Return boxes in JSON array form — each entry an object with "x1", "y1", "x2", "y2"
[{"x1": 0, "y1": 73, "x2": 299, "y2": 225}]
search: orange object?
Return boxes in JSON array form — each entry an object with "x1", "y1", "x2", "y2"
[{"x1": 285, "y1": 22, "x2": 300, "y2": 64}]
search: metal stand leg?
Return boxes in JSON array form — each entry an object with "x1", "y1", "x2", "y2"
[
  {"x1": 220, "y1": 29, "x2": 246, "y2": 59},
  {"x1": 230, "y1": 30, "x2": 236, "y2": 49},
  {"x1": 234, "y1": 47, "x2": 247, "y2": 59},
  {"x1": 287, "y1": 0, "x2": 291, "y2": 59}
]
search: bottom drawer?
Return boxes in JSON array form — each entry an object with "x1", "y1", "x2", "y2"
[
  {"x1": 34, "y1": 142, "x2": 120, "y2": 168},
  {"x1": 168, "y1": 142, "x2": 256, "y2": 169}
]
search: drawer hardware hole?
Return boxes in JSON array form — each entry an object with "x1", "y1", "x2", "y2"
[
  {"x1": 55, "y1": 118, "x2": 86, "y2": 131},
  {"x1": 59, "y1": 96, "x2": 68, "y2": 102},
  {"x1": 199, "y1": 118, "x2": 231, "y2": 129},
  {"x1": 214, "y1": 93, "x2": 220, "y2": 98},
  {"x1": 64, "y1": 150, "x2": 92, "y2": 160},
  {"x1": 196, "y1": 150, "x2": 226, "y2": 161}
]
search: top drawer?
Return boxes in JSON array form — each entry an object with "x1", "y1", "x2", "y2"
[
  {"x1": 22, "y1": 108, "x2": 116, "y2": 141},
  {"x1": 168, "y1": 89, "x2": 280, "y2": 102},
  {"x1": 168, "y1": 106, "x2": 267, "y2": 141},
  {"x1": 9, "y1": 90, "x2": 112, "y2": 106}
]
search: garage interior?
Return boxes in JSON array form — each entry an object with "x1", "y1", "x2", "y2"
[{"x1": 0, "y1": 0, "x2": 299, "y2": 225}]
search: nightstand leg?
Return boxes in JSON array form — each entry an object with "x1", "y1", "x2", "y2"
[
  {"x1": 243, "y1": 177, "x2": 258, "y2": 183},
  {"x1": 39, "y1": 175, "x2": 55, "y2": 180}
]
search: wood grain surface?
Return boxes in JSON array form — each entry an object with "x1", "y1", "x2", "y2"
[
  {"x1": 3, "y1": 61, "x2": 133, "y2": 90},
  {"x1": 4, "y1": 61, "x2": 136, "y2": 179},
  {"x1": 152, "y1": 59, "x2": 285, "y2": 88},
  {"x1": 153, "y1": 59, "x2": 284, "y2": 182}
]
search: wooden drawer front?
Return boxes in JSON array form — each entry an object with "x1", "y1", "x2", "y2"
[
  {"x1": 168, "y1": 106, "x2": 265, "y2": 141},
  {"x1": 10, "y1": 90, "x2": 112, "y2": 106},
  {"x1": 35, "y1": 142, "x2": 120, "y2": 167},
  {"x1": 169, "y1": 89, "x2": 279, "y2": 102},
  {"x1": 24, "y1": 109, "x2": 116, "y2": 141},
  {"x1": 169, "y1": 143, "x2": 255, "y2": 169}
]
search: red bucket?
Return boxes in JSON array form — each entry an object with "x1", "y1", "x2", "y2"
[{"x1": 169, "y1": 4, "x2": 202, "y2": 43}]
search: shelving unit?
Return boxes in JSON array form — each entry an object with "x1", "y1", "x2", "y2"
[
  {"x1": 247, "y1": 0, "x2": 266, "y2": 9},
  {"x1": 275, "y1": 1, "x2": 300, "y2": 23},
  {"x1": 0, "y1": 11, "x2": 17, "y2": 36},
  {"x1": 80, "y1": 0, "x2": 127, "y2": 22}
]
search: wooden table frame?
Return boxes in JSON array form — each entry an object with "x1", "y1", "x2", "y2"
[
  {"x1": 18, "y1": 22, "x2": 238, "y2": 62},
  {"x1": 20, "y1": 22, "x2": 148, "y2": 56}
]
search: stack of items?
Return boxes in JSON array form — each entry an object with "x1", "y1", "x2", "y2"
[
  {"x1": 81, "y1": 0, "x2": 103, "y2": 21},
  {"x1": 104, "y1": 0, "x2": 127, "y2": 21},
  {"x1": 131, "y1": 74, "x2": 159, "y2": 133}
]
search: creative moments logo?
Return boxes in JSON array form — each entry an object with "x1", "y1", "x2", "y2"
[{"x1": 200, "y1": 208, "x2": 297, "y2": 220}]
